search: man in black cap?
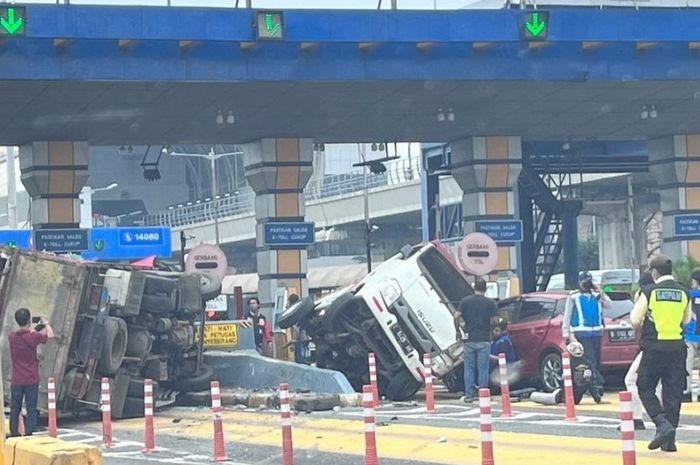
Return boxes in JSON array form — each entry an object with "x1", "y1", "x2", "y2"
[{"x1": 562, "y1": 271, "x2": 609, "y2": 403}]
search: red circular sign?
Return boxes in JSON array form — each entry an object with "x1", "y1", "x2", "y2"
[
  {"x1": 185, "y1": 244, "x2": 228, "y2": 280},
  {"x1": 457, "y1": 232, "x2": 499, "y2": 276}
]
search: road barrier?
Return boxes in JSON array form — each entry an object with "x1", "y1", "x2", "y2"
[
  {"x1": 479, "y1": 388, "x2": 494, "y2": 465},
  {"x1": 211, "y1": 380, "x2": 229, "y2": 462},
  {"x1": 47, "y1": 377, "x2": 57, "y2": 438},
  {"x1": 423, "y1": 353, "x2": 435, "y2": 414},
  {"x1": 280, "y1": 383, "x2": 294, "y2": 465},
  {"x1": 100, "y1": 377, "x2": 113, "y2": 448},
  {"x1": 143, "y1": 379, "x2": 156, "y2": 453},
  {"x1": 368, "y1": 353, "x2": 380, "y2": 408},
  {"x1": 561, "y1": 353, "x2": 577, "y2": 422},
  {"x1": 619, "y1": 391, "x2": 636, "y2": 465},
  {"x1": 5, "y1": 436, "x2": 102, "y2": 465},
  {"x1": 363, "y1": 385, "x2": 379, "y2": 465},
  {"x1": 497, "y1": 354, "x2": 512, "y2": 418}
]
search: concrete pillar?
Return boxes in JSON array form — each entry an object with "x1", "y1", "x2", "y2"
[
  {"x1": 451, "y1": 136, "x2": 522, "y2": 275},
  {"x1": 19, "y1": 141, "x2": 89, "y2": 229},
  {"x1": 243, "y1": 138, "x2": 313, "y2": 314},
  {"x1": 649, "y1": 135, "x2": 700, "y2": 262}
]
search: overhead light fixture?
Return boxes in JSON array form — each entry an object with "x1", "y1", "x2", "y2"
[
  {"x1": 127, "y1": 145, "x2": 134, "y2": 153},
  {"x1": 447, "y1": 108, "x2": 455, "y2": 122},
  {"x1": 319, "y1": 143, "x2": 325, "y2": 152},
  {"x1": 378, "y1": 142, "x2": 385, "y2": 151},
  {"x1": 641, "y1": 105, "x2": 649, "y2": 120},
  {"x1": 226, "y1": 110, "x2": 235, "y2": 125},
  {"x1": 649, "y1": 104, "x2": 658, "y2": 119},
  {"x1": 142, "y1": 166, "x2": 161, "y2": 181},
  {"x1": 119, "y1": 145, "x2": 126, "y2": 153},
  {"x1": 437, "y1": 108, "x2": 445, "y2": 122},
  {"x1": 369, "y1": 161, "x2": 387, "y2": 174},
  {"x1": 562, "y1": 142, "x2": 571, "y2": 151},
  {"x1": 216, "y1": 110, "x2": 224, "y2": 126},
  {"x1": 371, "y1": 143, "x2": 378, "y2": 151}
]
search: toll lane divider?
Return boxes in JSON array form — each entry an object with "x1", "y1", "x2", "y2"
[{"x1": 5, "y1": 436, "x2": 102, "y2": 465}]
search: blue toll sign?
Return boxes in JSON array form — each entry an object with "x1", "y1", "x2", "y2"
[
  {"x1": 84, "y1": 227, "x2": 172, "y2": 261},
  {"x1": 34, "y1": 229, "x2": 90, "y2": 253},
  {"x1": 674, "y1": 214, "x2": 700, "y2": 238},
  {"x1": 475, "y1": 220, "x2": 523, "y2": 244},
  {"x1": 263, "y1": 222, "x2": 315, "y2": 247}
]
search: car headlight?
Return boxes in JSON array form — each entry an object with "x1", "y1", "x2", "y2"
[{"x1": 380, "y1": 280, "x2": 401, "y2": 308}]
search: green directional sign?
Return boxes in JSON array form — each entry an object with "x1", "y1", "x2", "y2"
[
  {"x1": 0, "y1": 6, "x2": 26, "y2": 37},
  {"x1": 256, "y1": 11, "x2": 284, "y2": 40},
  {"x1": 522, "y1": 11, "x2": 549, "y2": 41}
]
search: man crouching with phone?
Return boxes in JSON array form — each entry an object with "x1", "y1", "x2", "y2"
[{"x1": 8, "y1": 307, "x2": 54, "y2": 436}]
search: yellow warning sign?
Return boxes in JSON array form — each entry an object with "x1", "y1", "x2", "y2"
[{"x1": 196, "y1": 322, "x2": 238, "y2": 348}]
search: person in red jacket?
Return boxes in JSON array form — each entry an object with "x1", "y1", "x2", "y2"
[{"x1": 8, "y1": 308, "x2": 54, "y2": 436}]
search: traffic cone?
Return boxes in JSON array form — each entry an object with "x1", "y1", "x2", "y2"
[
  {"x1": 47, "y1": 377, "x2": 58, "y2": 438},
  {"x1": 368, "y1": 353, "x2": 380, "y2": 408},
  {"x1": 279, "y1": 383, "x2": 294, "y2": 465},
  {"x1": 479, "y1": 389, "x2": 494, "y2": 465},
  {"x1": 619, "y1": 391, "x2": 636, "y2": 465},
  {"x1": 561, "y1": 353, "x2": 577, "y2": 422},
  {"x1": 423, "y1": 353, "x2": 435, "y2": 414},
  {"x1": 210, "y1": 381, "x2": 228, "y2": 462},
  {"x1": 363, "y1": 385, "x2": 379, "y2": 465},
  {"x1": 101, "y1": 377, "x2": 113, "y2": 448},
  {"x1": 498, "y1": 354, "x2": 513, "y2": 418},
  {"x1": 143, "y1": 379, "x2": 156, "y2": 453}
]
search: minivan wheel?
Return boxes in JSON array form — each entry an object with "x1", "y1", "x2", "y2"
[{"x1": 539, "y1": 352, "x2": 563, "y2": 392}]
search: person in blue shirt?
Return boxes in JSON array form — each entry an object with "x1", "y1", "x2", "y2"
[
  {"x1": 685, "y1": 269, "x2": 700, "y2": 401},
  {"x1": 490, "y1": 319, "x2": 517, "y2": 365},
  {"x1": 562, "y1": 271, "x2": 610, "y2": 403}
]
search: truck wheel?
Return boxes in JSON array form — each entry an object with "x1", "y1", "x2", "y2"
[
  {"x1": 98, "y1": 317, "x2": 128, "y2": 375},
  {"x1": 199, "y1": 274, "x2": 222, "y2": 302},
  {"x1": 141, "y1": 293, "x2": 178, "y2": 314},
  {"x1": 384, "y1": 368, "x2": 422, "y2": 401},
  {"x1": 322, "y1": 292, "x2": 356, "y2": 331},
  {"x1": 277, "y1": 296, "x2": 315, "y2": 329},
  {"x1": 442, "y1": 364, "x2": 465, "y2": 393},
  {"x1": 126, "y1": 328, "x2": 152, "y2": 357},
  {"x1": 171, "y1": 363, "x2": 215, "y2": 393}
]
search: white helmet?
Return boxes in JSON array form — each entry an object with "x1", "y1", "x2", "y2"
[{"x1": 567, "y1": 342, "x2": 584, "y2": 358}]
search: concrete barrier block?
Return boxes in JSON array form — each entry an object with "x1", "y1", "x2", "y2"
[{"x1": 6, "y1": 436, "x2": 101, "y2": 465}]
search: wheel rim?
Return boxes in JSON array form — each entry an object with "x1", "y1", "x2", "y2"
[{"x1": 543, "y1": 356, "x2": 563, "y2": 391}]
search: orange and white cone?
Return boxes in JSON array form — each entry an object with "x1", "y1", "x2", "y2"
[
  {"x1": 479, "y1": 388, "x2": 494, "y2": 465},
  {"x1": 211, "y1": 381, "x2": 228, "y2": 462},
  {"x1": 619, "y1": 391, "x2": 636, "y2": 465},
  {"x1": 143, "y1": 379, "x2": 156, "y2": 453},
  {"x1": 368, "y1": 353, "x2": 380, "y2": 408},
  {"x1": 561, "y1": 353, "x2": 577, "y2": 422},
  {"x1": 363, "y1": 385, "x2": 379, "y2": 465},
  {"x1": 423, "y1": 353, "x2": 435, "y2": 414},
  {"x1": 101, "y1": 377, "x2": 113, "y2": 448},
  {"x1": 498, "y1": 354, "x2": 513, "y2": 418},
  {"x1": 47, "y1": 377, "x2": 58, "y2": 438},
  {"x1": 280, "y1": 383, "x2": 294, "y2": 465}
]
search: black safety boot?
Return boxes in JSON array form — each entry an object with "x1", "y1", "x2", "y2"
[
  {"x1": 661, "y1": 431, "x2": 677, "y2": 453},
  {"x1": 648, "y1": 415, "x2": 675, "y2": 450}
]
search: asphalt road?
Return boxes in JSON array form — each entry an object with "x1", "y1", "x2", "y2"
[{"x1": 48, "y1": 388, "x2": 700, "y2": 465}]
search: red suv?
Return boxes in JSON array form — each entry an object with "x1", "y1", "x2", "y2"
[{"x1": 498, "y1": 292, "x2": 640, "y2": 392}]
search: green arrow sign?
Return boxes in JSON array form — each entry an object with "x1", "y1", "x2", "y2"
[
  {"x1": 256, "y1": 11, "x2": 283, "y2": 40},
  {"x1": 0, "y1": 6, "x2": 26, "y2": 36},
  {"x1": 523, "y1": 11, "x2": 549, "y2": 41}
]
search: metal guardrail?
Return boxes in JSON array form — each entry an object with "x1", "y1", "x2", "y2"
[{"x1": 143, "y1": 156, "x2": 420, "y2": 228}]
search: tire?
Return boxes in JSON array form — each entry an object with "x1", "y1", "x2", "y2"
[
  {"x1": 141, "y1": 293, "x2": 178, "y2": 314},
  {"x1": 322, "y1": 292, "x2": 356, "y2": 331},
  {"x1": 539, "y1": 352, "x2": 563, "y2": 393},
  {"x1": 126, "y1": 328, "x2": 152, "y2": 357},
  {"x1": 383, "y1": 368, "x2": 422, "y2": 401},
  {"x1": 144, "y1": 275, "x2": 178, "y2": 296},
  {"x1": 277, "y1": 296, "x2": 315, "y2": 329},
  {"x1": 171, "y1": 363, "x2": 215, "y2": 393},
  {"x1": 442, "y1": 364, "x2": 465, "y2": 393},
  {"x1": 199, "y1": 274, "x2": 222, "y2": 301},
  {"x1": 98, "y1": 317, "x2": 128, "y2": 375}
]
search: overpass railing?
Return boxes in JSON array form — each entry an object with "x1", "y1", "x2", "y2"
[{"x1": 142, "y1": 155, "x2": 420, "y2": 228}]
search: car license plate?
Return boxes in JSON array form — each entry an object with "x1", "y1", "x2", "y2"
[
  {"x1": 390, "y1": 324, "x2": 413, "y2": 355},
  {"x1": 609, "y1": 328, "x2": 636, "y2": 342}
]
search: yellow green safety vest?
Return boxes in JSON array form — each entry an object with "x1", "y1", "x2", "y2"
[{"x1": 642, "y1": 280, "x2": 688, "y2": 342}]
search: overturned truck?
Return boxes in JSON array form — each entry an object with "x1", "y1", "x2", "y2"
[
  {"x1": 0, "y1": 249, "x2": 220, "y2": 418},
  {"x1": 278, "y1": 242, "x2": 473, "y2": 401}
]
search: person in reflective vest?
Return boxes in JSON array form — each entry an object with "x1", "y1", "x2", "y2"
[
  {"x1": 631, "y1": 255, "x2": 693, "y2": 453},
  {"x1": 562, "y1": 271, "x2": 609, "y2": 403}
]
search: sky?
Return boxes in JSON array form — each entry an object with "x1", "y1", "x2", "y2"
[{"x1": 23, "y1": 0, "x2": 492, "y2": 10}]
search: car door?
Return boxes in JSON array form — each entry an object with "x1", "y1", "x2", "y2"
[{"x1": 508, "y1": 298, "x2": 557, "y2": 379}]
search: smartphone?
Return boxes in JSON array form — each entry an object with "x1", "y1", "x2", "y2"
[{"x1": 32, "y1": 316, "x2": 41, "y2": 324}]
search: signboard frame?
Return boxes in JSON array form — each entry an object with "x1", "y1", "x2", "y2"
[
  {"x1": 475, "y1": 219, "x2": 523, "y2": 244},
  {"x1": 673, "y1": 214, "x2": 700, "y2": 238},
  {"x1": 263, "y1": 222, "x2": 315, "y2": 247},
  {"x1": 34, "y1": 229, "x2": 90, "y2": 253}
]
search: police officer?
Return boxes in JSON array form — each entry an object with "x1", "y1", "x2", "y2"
[{"x1": 631, "y1": 255, "x2": 693, "y2": 452}]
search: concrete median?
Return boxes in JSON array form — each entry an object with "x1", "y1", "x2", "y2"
[{"x1": 5, "y1": 436, "x2": 101, "y2": 465}]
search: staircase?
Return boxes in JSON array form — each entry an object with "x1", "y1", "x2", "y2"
[{"x1": 519, "y1": 167, "x2": 581, "y2": 291}]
